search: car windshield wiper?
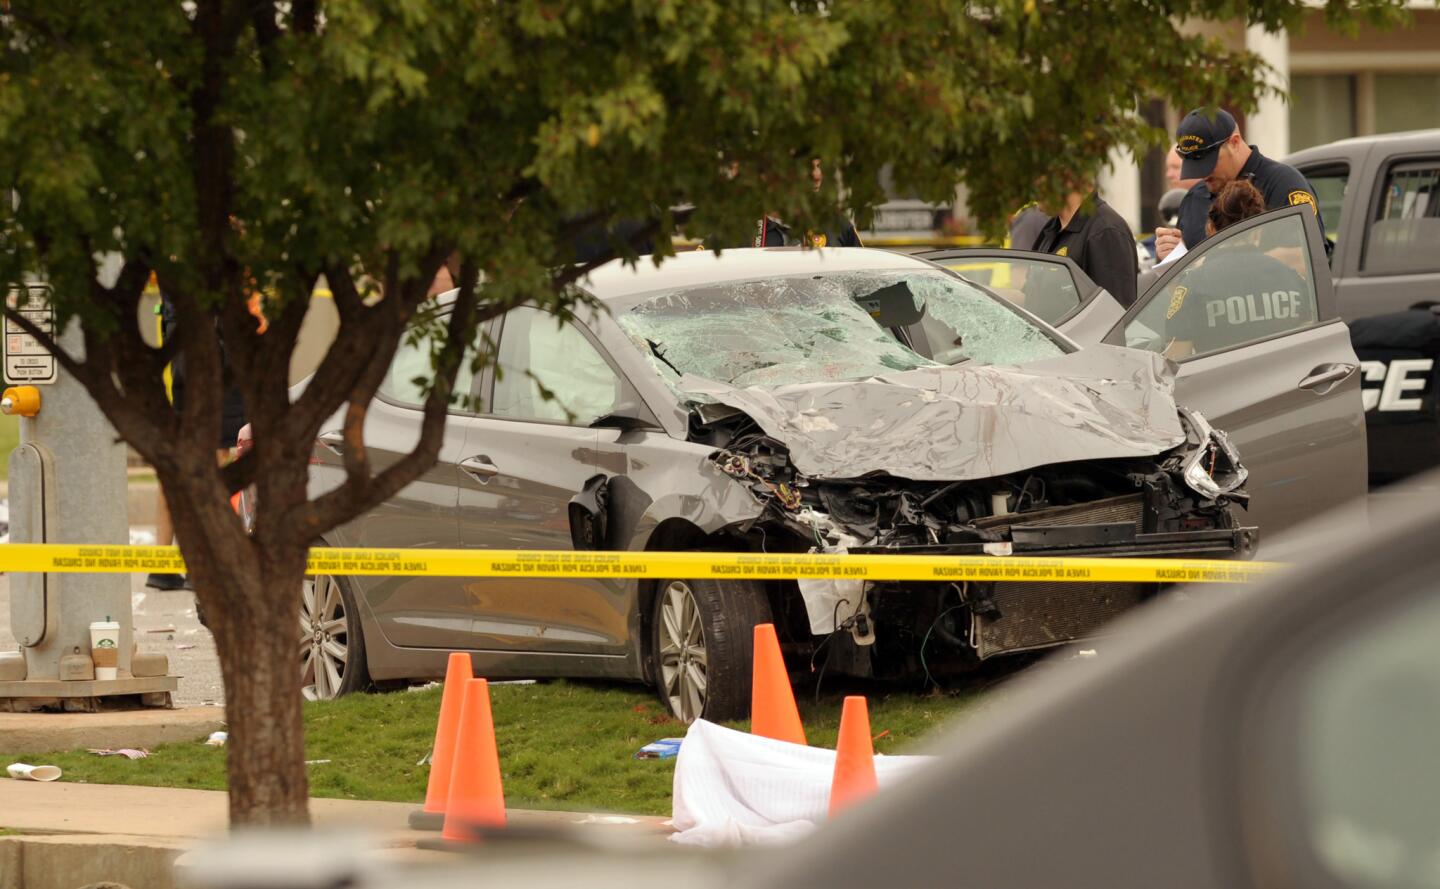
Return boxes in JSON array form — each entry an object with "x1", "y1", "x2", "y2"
[{"x1": 647, "y1": 339, "x2": 683, "y2": 377}]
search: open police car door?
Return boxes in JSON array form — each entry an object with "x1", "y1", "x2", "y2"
[
  {"x1": 1099, "y1": 205, "x2": 1368, "y2": 544},
  {"x1": 920, "y1": 248, "x2": 1125, "y2": 343}
]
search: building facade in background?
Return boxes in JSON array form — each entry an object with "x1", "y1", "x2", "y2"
[{"x1": 868, "y1": 5, "x2": 1440, "y2": 244}]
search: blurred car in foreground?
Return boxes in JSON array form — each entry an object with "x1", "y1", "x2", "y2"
[
  {"x1": 755, "y1": 476, "x2": 1439, "y2": 889},
  {"x1": 188, "y1": 476, "x2": 1429, "y2": 889}
]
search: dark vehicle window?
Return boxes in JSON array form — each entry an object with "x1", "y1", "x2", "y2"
[
  {"x1": 617, "y1": 270, "x2": 1063, "y2": 389},
  {"x1": 935, "y1": 257, "x2": 1082, "y2": 325},
  {"x1": 1303, "y1": 164, "x2": 1349, "y2": 245},
  {"x1": 1292, "y1": 585, "x2": 1440, "y2": 888},
  {"x1": 1124, "y1": 213, "x2": 1318, "y2": 361},
  {"x1": 377, "y1": 323, "x2": 477, "y2": 411},
  {"x1": 491, "y1": 306, "x2": 620, "y2": 425},
  {"x1": 1363, "y1": 161, "x2": 1440, "y2": 275}
]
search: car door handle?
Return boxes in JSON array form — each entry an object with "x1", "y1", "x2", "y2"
[
  {"x1": 317, "y1": 431, "x2": 345, "y2": 456},
  {"x1": 1298, "y1": 363, "x2": 1357, "y2": 392},
  {"x1": 459, "y1": 455, "x2": 499, "y2": 481}
]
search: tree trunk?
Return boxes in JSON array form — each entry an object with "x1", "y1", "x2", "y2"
[{"x1": 198, "y1": 543, "x2": 312, "y2": 826}]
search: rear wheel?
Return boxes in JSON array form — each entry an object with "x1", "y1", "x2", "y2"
[
  {"x1": 299, "y1": 573, "x2": 369, "y2": 701},
  {"x1": 651, "y1": 577, "x2": 773, "y2": 723}
]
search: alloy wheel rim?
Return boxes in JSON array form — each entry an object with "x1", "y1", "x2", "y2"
[
  {"x1": 658, "y1": 580, "x2": 708, "y2": 722},
  {"x1": 300, "y1": 574, "x2": 348, "y2": 701}
]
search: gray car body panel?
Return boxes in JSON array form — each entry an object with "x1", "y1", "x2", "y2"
[
  {"x1": 677, "y1": 344, "x2": 1186, "y2": 481},
  {"x1": 312, "y1": 247, "x2": 1263, "y2": 685}
]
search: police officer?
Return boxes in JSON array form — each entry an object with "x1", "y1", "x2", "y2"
[
  {"x1": 1030, "y1": 187, "x2": 1138, "y2": 307},
  {"x1": 753, "y1": 159, "x2": 863, "y2": 248},
  {"x1": 1155, "y1": 108, "x2": 1323, "y2": 262},
  {"x1": 1160, "y1": 180, "x2": 1313, "y2": 359}
]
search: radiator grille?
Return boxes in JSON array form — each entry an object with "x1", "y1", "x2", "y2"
[
  {"x1": 972, "y1": 580, "x2": 1147, "y2": 659},
  {"x1": 973, "y1": 493, "x2": 1145, "y2": 532}
]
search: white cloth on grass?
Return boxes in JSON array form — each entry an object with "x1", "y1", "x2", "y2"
[{"x1": 668, "y1": 719, "x2": 935, "y2": 848}]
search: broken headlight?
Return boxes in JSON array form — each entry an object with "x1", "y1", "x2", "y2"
[{"x1": 1177, "y1": 408, "x2": 1247, "y2": 500}]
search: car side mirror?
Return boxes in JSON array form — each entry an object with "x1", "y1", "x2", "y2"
[{"x1": 589, "y1": 400, "x2": 658, "y2": 431}]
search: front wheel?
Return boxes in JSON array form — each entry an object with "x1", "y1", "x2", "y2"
[
  {"x1": 299, "y1": 573, "x2": 369, "y2": 701},
  {"x1": 651, "y1": 577, "x2": 773, "y2": 723}
]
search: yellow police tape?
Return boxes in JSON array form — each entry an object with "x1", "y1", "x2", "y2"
[{"x1": 0, "y1": 543, "x2": 1282, "y2": 585}]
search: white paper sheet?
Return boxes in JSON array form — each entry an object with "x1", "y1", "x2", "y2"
[{"x1": 668, "y1": 719, "x2": 934, "y2": 848}]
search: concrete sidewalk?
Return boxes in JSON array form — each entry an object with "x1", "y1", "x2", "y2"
[
  {"x1": 0, "y1": 780, "x2": 669, "y2": 839},
  {"x1": 0, "y1": 707, "x2": 223, "y2": 755},
  {"x1": 1, "y1": 781, "x2": 671, "y2": 888}
]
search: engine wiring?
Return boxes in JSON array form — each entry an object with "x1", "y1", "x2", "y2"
[
  {"x1": 717, "y1": 450, "x2": 804, "y2": 510},
  {"x1": 921, "y1": 583, "x2": 970, "y2": 689},
  {"x1": 809, "y1": 596, "x2": 865, "y2": 703}
]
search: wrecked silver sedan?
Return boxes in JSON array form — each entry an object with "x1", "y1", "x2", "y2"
[{"x1": 309, "y1": 248, "x2": 1252, "y2": 720}]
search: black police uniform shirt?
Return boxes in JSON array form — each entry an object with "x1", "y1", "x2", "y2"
[
  {"x1": 754, "y1": 216, "x2": 863, "y2": 248},
  {"x1": 1029, "y1": 196, "x2": 1138, "y2": 308},
  {"x1": 1162, "y1": 245, "x2": 1313, "y2": 355},
  {"x1": 1177, "y1": 146, "x2": 1324, "y2": 250}
]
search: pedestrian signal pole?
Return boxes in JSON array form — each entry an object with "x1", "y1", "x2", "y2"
[{"x1": 0, "y1": 283, "x2": 176, "y2": 710}]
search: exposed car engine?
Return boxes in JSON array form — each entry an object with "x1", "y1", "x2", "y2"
[{"x1": 692, "y1": 401, "x2": 1253, "y2": 678}]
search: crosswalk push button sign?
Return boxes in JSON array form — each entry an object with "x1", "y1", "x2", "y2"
[{"x1": 4, "y1": 286, "x2": 56, "y2": 385}]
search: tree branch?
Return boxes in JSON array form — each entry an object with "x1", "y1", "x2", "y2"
[
  {"x1": 290, "y1": 264, "x2": 483, "y2": 536},
  {"x1": 292, "y1": 0, "x2": 318, "y2": 35},
  {"x1": 221, "y1": 449, "x2": 255, "y2": 495}
]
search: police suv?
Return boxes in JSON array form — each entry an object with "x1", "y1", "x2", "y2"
[{"x1": 1287, "y1": 130, "x2": 1440, "y2": 485}]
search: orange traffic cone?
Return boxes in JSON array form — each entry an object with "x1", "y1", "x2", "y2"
[
  {"x1": 828, "y1": 696, "x2": 879, "y2": 817},
  {"x1": 751, "y1": 623, "x2": 806, "y2": 745},
  {"x1": 441, "y1": 678, "x2": 507, "y2": 842},
  {"x1": 409, "y1": 652, "x2": 473, "y2": 830}
]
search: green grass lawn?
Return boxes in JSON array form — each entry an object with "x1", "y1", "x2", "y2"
[{"x1": 10, "y1": 679, "x2": 989, "y2": 815}]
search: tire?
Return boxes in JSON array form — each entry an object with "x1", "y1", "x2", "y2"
[
  {"x1": 650, "y1": 577, "x2": 773, "y2": 723},
  {"x1": 299, "y1": 573, "x2": 370, "y2": 701}
]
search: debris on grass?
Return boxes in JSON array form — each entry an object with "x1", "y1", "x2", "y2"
[
  {"x1": 205, "y1": 731, "x2": 227, "y2": 747},
  {"x1": 573, "y1": 814, "x2": 642, "y2": 825},
  {"x1": 634, "y1": 738, "x2": 683, "y2": 760},
  {"x1": 88, "y1": 748, "x2": 150, "y2": 760}
]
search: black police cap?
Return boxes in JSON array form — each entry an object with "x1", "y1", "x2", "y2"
[{"x1": 1175, "y1": 108, "x2": 1237, "y2": 179}]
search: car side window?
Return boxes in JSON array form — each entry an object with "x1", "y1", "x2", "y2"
[
  {"x1": 1363, "y1": 160, "x2": 1440, "y2": 275},
  {"x1": 1303, "y1": 164, "x2": 1349, "y2": 246},
  {"x1": 1290, "y1": 585, "x2": 1440, "y2": 888},
  {"x1": 377, "y1": 323, "x2": 477, "y2": 411},
  {"x1": 1123, "y1": 213, "x2": 1319, "y2": 361},
  {"x1": 938, "y1": 256, "x2": 1082, "y2": 325},
  {"x1": 491, "y1": 306, "x2": 620, "y2": 425}
]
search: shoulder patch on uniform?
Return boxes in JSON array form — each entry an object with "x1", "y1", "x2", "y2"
[
  {"x1": 1166, "y1": 285, "x2": 1188, "y2": 321},
  {"x1": 1055, "y1": 245, "x2": 1068, "y2": 257},
  {"x1": 1288, "y1": 190, "x2": 1317, "y2": 213}
]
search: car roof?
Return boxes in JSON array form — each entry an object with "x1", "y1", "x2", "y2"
[
  {"x1": 1287, "y1": 128, "x2": 1440, "y2": 165},
  {"x1": 578, "y1": 247, "x2": 935, "y2": 302}
]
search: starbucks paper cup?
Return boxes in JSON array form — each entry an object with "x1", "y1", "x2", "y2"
[
  {"x1": 90, "y1": 619, "x2": 121, "y2": 681},
  {"x1": 7, "y1": 762, "x2": 61, "y2": 781}
]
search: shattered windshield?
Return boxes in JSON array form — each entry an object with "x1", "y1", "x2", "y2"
[
  {"x1": 616, "y1": 270, "x2": 1064, "y2": 389},
  {"x1": 908, "y1": 272, "x2": 1066, "y2": 366}
]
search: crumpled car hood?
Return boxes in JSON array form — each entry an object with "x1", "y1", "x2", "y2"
[{"x1": 682, "y1": 345, "x2": 1187, "y2": 481}]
